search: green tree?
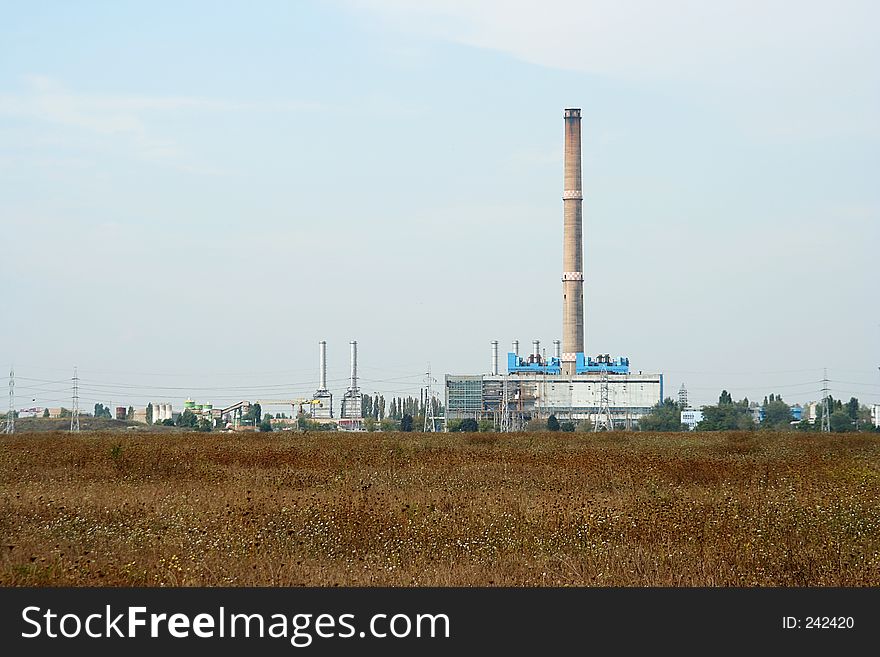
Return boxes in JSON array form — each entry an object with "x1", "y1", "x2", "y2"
[
  {"x1": 795, "y1": 418, "x2": 815, "y2": 432},
  {"x1": 761, "y1": 394, "x2": 792, "y2": 430},
  {"x1": 698, "y1": 392, "x2": 754, "y2": 431},
  {"x1": 857, "y1": 404, "x2": 873, "y2": 430},
  {"x1": 845, "y1": 397, "x2": 860, "y2": 422},
  {"x1": 259, "y1": 418, "x2": 272, "y2": 432},
  {"x1": 459, "y1": 418, "x2": 478, "y2": 432},
  {"x1": 176, "y1": 409, "x2": 198, "y2": 428},
  {"x1": 547, "y1": 414, "x2": 560, "y2": 431},
  {"x1": 638, "y1": 398, "x2": 685, "y2": 432},
  {"x1": 198, "y1": 418, "x2": 213, "y2": 432},
  {"x1": 42, "y1": 408, "x2": 50, "y2": 418},
  {"x1": 560, "y1": 421, "x2": 575, "y2": 432},
  {"x1": 126, "y1": 406, "x2": 134, "y2": 420},
  {"x1": 477, "y1": 419, "x2": 494, "y2": 432},
  {"x1": 830, "y1": 410, "x2": 853, "y2": 433},
  {"x1": 364, "y1": 416, "x2": 377, "y2": 432},
  {"x1": 400, "y1": 414, "x2": 414, "y2": 432}
]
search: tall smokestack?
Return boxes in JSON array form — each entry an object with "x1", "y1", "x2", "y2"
[
  {"x1": 561, "y1": 108, "x2": 585, "y2": 375},
  {"x1": 512, "y1": 340, "x2": 519, "y2": 356},
  {"x1": 318, "y1": 340, "x2": 327, "y2": 391},
  {"x1": 349, "y1": 340, "x2": 358, "y2": 391},
  {"x1": 532, "y1": 340, "x2": 540, "y2": 358},
  {"x1": 553, "y1": 339, "x2": 561, "y2": 360},
  {"x1": 491, "y1": 340, "x2": 499, "y2": 376}
]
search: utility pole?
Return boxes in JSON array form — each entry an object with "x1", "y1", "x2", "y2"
[
  {"x1": 820, "y1": 368, "x2": 831, "y2": 433},
  {"x1": 70, "y1": 367, "x2": 80, "y2": 433},
  {"x1": 5, "y1": 366, "x2": 13, "y2": 434}
]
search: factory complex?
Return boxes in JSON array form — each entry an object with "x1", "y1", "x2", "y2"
[
  {"x1": 445, "y1": 109, "x2": 663, "y2": 430},
  {"x1": 9, "y1": 109, "x2": 667, "y2": 433}
]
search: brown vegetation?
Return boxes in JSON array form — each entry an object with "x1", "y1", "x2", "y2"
[{"x1": 1, "y1": 431, "x2": 878, "y2": 586}]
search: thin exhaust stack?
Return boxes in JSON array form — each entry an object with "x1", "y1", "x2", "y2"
[
  {"x1": 349, "y1": 340, "x2": 358, "y2": 391},
  {"x1": 318, "y1": 340, "x2": 327, "y2": 391}
]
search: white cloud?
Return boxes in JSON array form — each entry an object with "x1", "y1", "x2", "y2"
[{"x1": 351, "y1": 0, "x2": 880, "y2": 138}]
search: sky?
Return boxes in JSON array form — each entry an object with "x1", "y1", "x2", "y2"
[{"x1": 1, "y1": 0, "x2": 879, "y2": 413}]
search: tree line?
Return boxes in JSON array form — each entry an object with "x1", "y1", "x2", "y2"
[{"x1": 638, "y1": 389, "x2": 878, "y2": 432}]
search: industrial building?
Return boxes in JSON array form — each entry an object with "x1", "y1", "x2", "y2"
[{"x1": 445, "y1": 108, "x2": 663, "y2": 430}]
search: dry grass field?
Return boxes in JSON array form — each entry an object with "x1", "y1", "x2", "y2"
[{"x1": 1, "y1": 431, "x2": 878, "y2": 586}]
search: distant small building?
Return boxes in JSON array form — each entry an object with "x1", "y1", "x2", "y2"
[
  {"x1": 872, "y1": 404, "x2": 880, "y2": 428},
  {"x1": 47, "y1": 408, "x2": 63, "y2": 419},
  {"x1": 749, "y1": 403, "x2": 762, "y2": 424},
  {"x1": 805, "y1": 401, "x2": 819, "y2": 424},
  {"x1": 133, "y1": 409, "x2": 148, "y2": 424},
  {"x1": 753, "y1": 403, "x2": 805, "y2": 424},
  {"x1": 681, "y1": 409, "x2": 703, "y2": 430}
]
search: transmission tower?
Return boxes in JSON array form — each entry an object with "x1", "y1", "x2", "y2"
[
  {"x1": 423, "y1": 366, "x2": 438, "y2": 432},
  {"x1": 820, "y1": 368, "x2": 831, "y2": 433},
  {"x1": 500, "y1": 373, "x2": 510, "y2": 433},
  {"x1": 70, "y1": 367, "x2": 80, "y2": 433},
  {"x1": 5, "y1": 366, "x2": 14, "y2": 434},
  {"x1": 593, "y1": 369, "x2": 614, "y2": 432}
]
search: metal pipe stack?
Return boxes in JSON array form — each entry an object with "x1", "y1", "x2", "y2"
[{"x1": 318, "y1": 340, "x2": 327, "y2": 391}]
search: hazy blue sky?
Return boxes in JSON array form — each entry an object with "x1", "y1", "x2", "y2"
[{"x1": 2, "y1": 1, "x2": 878, "y2": 411}]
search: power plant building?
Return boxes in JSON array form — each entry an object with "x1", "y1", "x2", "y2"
[{"x1": 445, "y1": 108, "x2": 663, "y2": 429}]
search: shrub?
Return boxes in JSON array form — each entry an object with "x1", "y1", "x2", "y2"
[{"x1": 458, "y1": 418, "x2": 478, "y2": 432}]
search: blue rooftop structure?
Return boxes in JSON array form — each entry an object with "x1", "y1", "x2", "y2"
[{"x1": 506, "y1": 352, "x2": 630, "y2": 375}]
